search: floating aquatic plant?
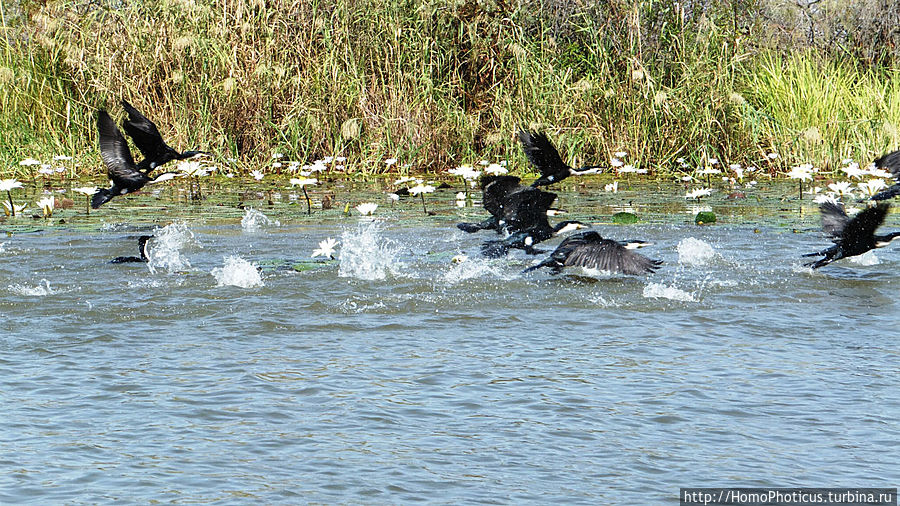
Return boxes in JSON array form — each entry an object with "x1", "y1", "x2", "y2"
[
  {"x1": 36, "y1": 196, "x2": 54, "y2": 218},
  {"x1": 289, "y1": 177, "x2": 317, "y2": 214},
  {"x1": 786, "y1": 164, "x2": 815, "y2": 200},
  {"x1": 685, "y1": 188, "x2": 713, "y2": 201},
  {"x1": 0, "y1": 179, "x2": 23, "y2": 217},
  {"x1": 355, "y1": 202, "x2": 378, "y2": 216},
  {"x1": 409, "y1": 182, "x2": 435, "y2": 214},
  {"x1": 72, "y1": 186, "x2": 98, "y2": 214},
  {"x1": 312, "y1": 237, "x2": 338, "y2": 259}
]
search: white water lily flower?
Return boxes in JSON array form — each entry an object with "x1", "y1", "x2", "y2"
[
  {"x1": 842, "y1": 163, "x2": 866, "y2": 179},
  {"x1": 289, "y1": 177, "x2": 317, "y2": 186},
  {"x1": 0, "y1": 179, "x2": 23, "y2": 192},
  {"x1": 786, "y1": 165, "x2": 814, "y2": 181},
  {"x1": 614, "y1": 151, "x2": 627, "y2": 158},
  {"x1": 604, "y1": 181, "x2": 618, "y2": 193},
  {"x1": 618, "y1": 164, "x2": 639, "y2": 174},
  {"x1": 384, "y1": 158, "x2": 397, "y2": 166},
  {"x1": 408, "y1": 183, "x2": 435, "y2": 195},
  {"x1": 3, "y1": 201, "x2": 26, "y2": 216},
  {"x1": 814, "y1": 194, "x2": 840, "y2": 204},
  {"x1": 867, "y1": 168, "x2": 892, "y2": 179},
  {"x1": 272, "y1": 162, "x2": 283, "y2": 169},
  {"x1": 478, "y1": 160, "x2": 490, "y2": 166},
  {"x1": 19, "y1": 158, "x2": 40, "y2": 166},
  {"x1": 178, "y1": 160, "x2": 209, "y2": 177},
  {"x1": 484, "y1": 163, "x2": 506, "y2": 175},
  {"x1": 858, "y1": 179, "x2": 887, "y2": 197},
  {"x1": 685, "y1": 188, "x2": 713, "y2": 199},
  {"x1": 388, "y1": 193, "x2": 400, "y2": 202},
  {"x1": 72, "y1": 186, "x2": 98, "y2": 195},
  {"x1": 36, "y1": 196, "x2": 54, "y2": 217},
  {"x1": 355, "y1": 202, "x2": 378, "y2": 216},
  {"x1": 394, "y1": 176, "x2": 415, "y2": 186},
  {"x1": 827, "y1": 181, "x2": 853, "y2": 195},
  {"x1": 38, "y1": 166, "x2": 55, "y2": 175},
  {"x1": 697, "y1": 167, "x2": 720, "y2": 175},
  {"x1": 448, "y1": 165, "x2": 481, "y2": 180},
  {"x1": 312, "y1": 237, "x2": 338, "y2": 258},
  {"x1": 250, "y1": 170, "x2": 264, "y2": 181},
  {"x1": 610, "y1": 157, "x2": 624, "y2": 168}
]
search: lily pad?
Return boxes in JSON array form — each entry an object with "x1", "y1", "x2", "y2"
[
  {"x1": 611, "y1": 212, "x2": 639, "y2": 224},
  {"x1": 694, "y1": 211, "x2": 717, "y2": 225}
]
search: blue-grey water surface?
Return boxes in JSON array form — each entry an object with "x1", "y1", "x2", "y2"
[{"x1": 1, "y1": 186, "x2": 899, "y2": 504}]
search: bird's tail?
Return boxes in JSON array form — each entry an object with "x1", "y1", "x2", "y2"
[
  {"x1": 91, "y1": 188, "x2": 115, "y2": 209},
  {"x1": 457, "y1": 222, "x2": 485, "y2": 233}
]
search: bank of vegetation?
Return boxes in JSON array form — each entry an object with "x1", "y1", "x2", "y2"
[{"x1": 2, "y1": 0, "x2": 899, "y2": 178}]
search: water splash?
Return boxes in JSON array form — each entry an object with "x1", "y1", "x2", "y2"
[
  {"x1": 211, "y1": 256, "x2": 264, "y2": 288},
  {"x1": 338, "y1": 221, "x2": 405, "y2": 280},
  {"x1": 440, "y1": 255, "x2": 509, "y2": 285},
  {"x1": 642, "y1": 282, "x2": 696, "y2": 302},
  {"x1": 147, "y1": 222, "x2": 198, "y2": 274},
  {"x1": 9, "y1": 279, "x2": 55, "y2": 296},
  {"x1": 849, "y1": 250, "x2": 879, "y2": 266},
  {"x1": 241, "y1": 208, "x2": 279, "y2": 232},
  {"x1": 677, "y1": 237, "x2": 718, "y2": 266}
]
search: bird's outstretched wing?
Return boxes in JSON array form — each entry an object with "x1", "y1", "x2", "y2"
[
  {"x1": 843, "y1": 203, "x2": 890, "y2": 245},
  {"x1": 819, "y1": 202, "x2": 850, "y2": 238},
  {"x1": 518, "y1": 130, "x2": 568, "y2": 178},
  {"x1": 563, "y1": 232, "x2": 662, "y2": 275},
  {"x1": 480, "y1": 175, "x2": 521, "y2": 219},
  {"x1": 121, "y1": 99, "x2": 172, "y2": 160},
  {"x1": 98, "y1": 110, "x2": 143, "y2": 186},
  {"x1": 501, "y1": 187, "x2": 556, "y2": 232}
]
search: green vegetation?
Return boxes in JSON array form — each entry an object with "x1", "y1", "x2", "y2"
[{"x1": 1, "y1": 0, "x2": 899, "y2": 179}]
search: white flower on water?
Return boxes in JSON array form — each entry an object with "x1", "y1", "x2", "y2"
[
  {"x1": 72, "y1": 186, "x2": 98, "y2": 196},
  {"x1": 19, "y1": 158, "x2": 40, "y2": 166},
  {"x1": 814, "y1": 193, "x2": 840, "y2": 205},
  {"x1": 388, "y1": 193, "x2": 400, "y2": 202},
  {"x1": 178, "y1": 160, "x2": 208, "y2": 177},
  {"x1": 290, "y1": 177, "x2": 317, "y2": 186},
  {"x1": 610, "y1": 157, "x2": 624, "y2": 168},
  {"x1": 858, "y1": 179, "x2": 887, "y2": 197},
  {"x1": 409, "y1": 183, "x2": 435, "y2": 196},
  {"x1": 786, "y1": 164, "x2": 814, "y2": 181},
  {"x1": 38, "y1": 166, "x2": 55, "y2": 176},
  {"x1": 312, "y1": 237, "x2": 338, "y2": 258},
  {"x1": 0, "y1": 179, "x2": 23, "y2": 192},
  {"x1": 697, "y1": 167, "x2": 720, "y2": 175},
  {"x1": 867, "y1": 167, "x2": 893, "y2": 179},
  {"x1": 448, "y1": 165, "x2": 481, "y2": 180},
  {"x1": 604, "y1": 181, "x2": 618, "y2": 193},
  {"x1": 394, "y1": 176, "x2": 415, "y2": 186},
  {"x1": 3, "y1": 201, "x2": 26, "y2": 215},
  {"x1": 355, "y1": 202, "x2": 378, "y2": 216},
  {"x1": 384, "y1": 158, "x2": 397, "y2": 166},
  {"x1": 827, "y1": 181, "x2": 853, "y2": 196},
  {"x1": 685, "y1": 188, "x2": 713, "y2": 199},
  {"x1": 484, "y1": 163, "x2": 507, "y2": 175},
  {"x1": 36, "y1": 196, "x2": 54, "y2": 217},
  {"x1": 250, "y1": 170, "x2": 264, "y2": 181}
]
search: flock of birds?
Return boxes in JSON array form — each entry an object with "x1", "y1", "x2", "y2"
[{"x1": 94, "y1": 101, "x2": 900, "y2": 275}]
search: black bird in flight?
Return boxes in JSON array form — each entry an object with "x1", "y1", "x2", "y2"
[
  {"x1": 523, "y1": 230, "x2": 662, "y2": 275},
  {"x1": 802, "y1": 201, "x2": 900, "y2": 269}
]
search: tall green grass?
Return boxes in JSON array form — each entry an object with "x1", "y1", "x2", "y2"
[{"x1": 1, "y1": 0, "x2": 898, "y2": 179}]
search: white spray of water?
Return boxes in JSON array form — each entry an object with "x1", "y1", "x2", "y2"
[
  {"x1": 677, "y1": 237, "x2": 718, "y2": 266},
  {"x1": 9, "y1": 279, "x2": 55, "y2": 296},
  {"x1": 338, "y1": 221, "x2": 405, "y2": 280},
  {"x1": 211, "y1": 256, "x2": 264, "y2": 288},
  {"x1": 642, "y1": 282, "x2": 696, "y2": 302},
  {"x1": 241, "y1": 208, "x2": 279, "y2": 232},
  {"x1": 849, "y1": 250, "x2": 879, "y2": 266},
  {"x1": 147, "y1": 222, "x2": 198, "y2": 274},
  {"x1": 440, "y1": 255, "x2": 509, "y2": 285}
]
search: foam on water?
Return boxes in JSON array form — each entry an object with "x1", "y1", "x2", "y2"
[
  {"x1": 677, "y1": 237, "x2": 718, "y2": 266},
  {"x1": 642, "y1": 282, "x2": 696, "y2": 302},
  {"x1": 147, "y1": 222, "x2": 198, "y2": 274},
  {"x1": 440, "y1": 255, "x2": 510, "y2": 284},
  {"x1": 9, "y1": 279, "x2": 55, "y2": 296},
  {"x1": 338, "y1": 221, "x2": 405, "y2": 280},
  {"x1": 241, "y1": 208, "x2": 279, "y2": 232},
  {"x1": 849, "y1": 250, "x2": 879, "y2": 266},
  {"x1": 211, "y1": 256, "x2": 264, "y2": 288}
]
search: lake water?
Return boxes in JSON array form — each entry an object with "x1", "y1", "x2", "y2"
[{"x1": 1, "y1": 181, "x2": 898, "y2": 503}]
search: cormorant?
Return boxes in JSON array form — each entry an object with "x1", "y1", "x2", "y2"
[
  {"x1": 121, "y1": 100, "x2": 207, "y2": 173},
  {"x1": 92, "y1": 110, "x2": 179, "y2": 209},
  {"x1": 480, "y1": 186, "x2": 587, "y2": 257},
  {"x1": 457, "y1": 175, "x2": 524, "y2": 233},
  {"x1": 523, "y1": 231, "x2": 662, "y2": 275},
  {"x1": 869, "y1": 149, "x2": 900, "y2": 201},
  {"x1": 110, "y1": 235, "x2": 153, "y2": 263},
  {"x1": 802, "y1": 201, "x2": 900, "y2": 268},
  {"x1": 518, "y1": 130, "x2": 601, "y2": 187}
]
